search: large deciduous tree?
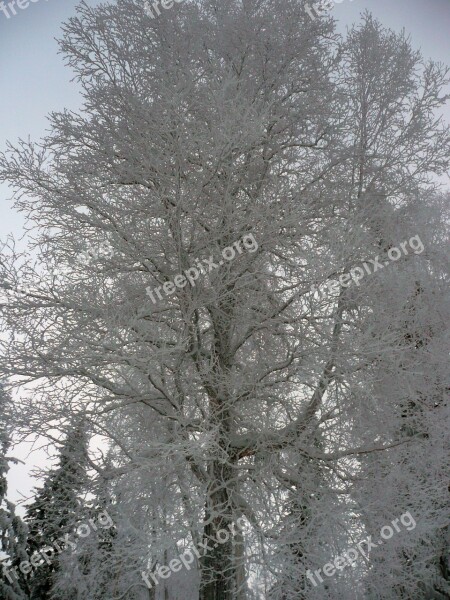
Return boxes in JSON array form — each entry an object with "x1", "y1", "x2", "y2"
[{"x1": 0, "y1": 2, "x2": 449, "y2": 599}]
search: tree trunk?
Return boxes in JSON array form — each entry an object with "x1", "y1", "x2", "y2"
[
  {"x1": 234, "y1": 526, "x2": 247, "y2": 600},
  {"x1": 200, "y1": 458, "x2": 235, "y2": 600}
]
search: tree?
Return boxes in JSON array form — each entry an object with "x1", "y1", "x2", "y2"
[
  {"x1": 52, "y1": 435, "x2": 148, "y2": 600},
  {"x1": 0, "y1": 2, "x2": 449, "y2": 599},
  {"x1": 352, "y1": 192, "x2": 450, "y2": 599},
  {"x1": 0, "y1": 386, "x2": 30, "y2": 600},
  {"x1": 24, "y1": 420, "x2": 89, "y2": 599}
]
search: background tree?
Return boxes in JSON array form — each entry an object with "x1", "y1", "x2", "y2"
[
  {"x1": 24, "y1": 420, "x2": 89, "y2": 599},
  {"x1": 0, "y1": 386, "x2": 29, "y2": 600}
]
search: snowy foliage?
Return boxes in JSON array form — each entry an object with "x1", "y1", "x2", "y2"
[{"x1": 0, "y1": 1, "x2": 449, "y2": 599}]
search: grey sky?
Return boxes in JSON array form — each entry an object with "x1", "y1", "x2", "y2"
[{"x1": 1, "y1": 0, "x2": 449, "y2": 504}]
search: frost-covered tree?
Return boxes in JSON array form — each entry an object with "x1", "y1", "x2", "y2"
[
  {"x1": 24, "y1": 421, "x2": 89, "y2": 599},
  {"x1": 0, "y1": 2, "x2": 449, "y2": 599},
  {"x1": 351, "y1": 192, "x2": 450, "y2": 600},
  {"x1": 52, "y1": 438, "x2": 148, "y2": 600},
  {"x1": 0, "y1": 387, "x2": 29, "y2": 600},
  {"x1": 268, "y1": 15, "x2": 450, "y2": 600}
]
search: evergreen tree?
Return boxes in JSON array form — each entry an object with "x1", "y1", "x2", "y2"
[
  {"x1": 0, "y1": 385, "x2": 30, "y2": 600},
  {"x1": 52, "y1": 466, "x2": 121, "y2": 600},
  {"x1": 24, "y1": 420, "x2": 89, "y2": 600},
  {"x1": 52, "y1": 435, "x2": 148, "y2": 600}
]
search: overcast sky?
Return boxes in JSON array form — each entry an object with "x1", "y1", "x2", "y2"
[{"x1": 1, "y1": 0, "x2": 449, "y2": 505}]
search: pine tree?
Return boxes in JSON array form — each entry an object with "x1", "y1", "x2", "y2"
[
  {"x1": 24, "y1": 420, "x2": 89, "y2": 600},
  {"x1": 53, "y1": 469, "x2": 120, "y2": 600},
  {"x1": 0, "y1": 385, "x2": 30, "y2": 600},
  {"x1": 52, "y1": 447, "x2": 145, "y2": 600}
]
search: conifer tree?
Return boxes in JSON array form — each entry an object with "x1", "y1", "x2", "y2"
[
  {"x1": 0, "y1": 385, "x2": 29, "y2": 600},
  {"x1": 24, "y1": 420, "x2": 89, "y2": 600}
]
